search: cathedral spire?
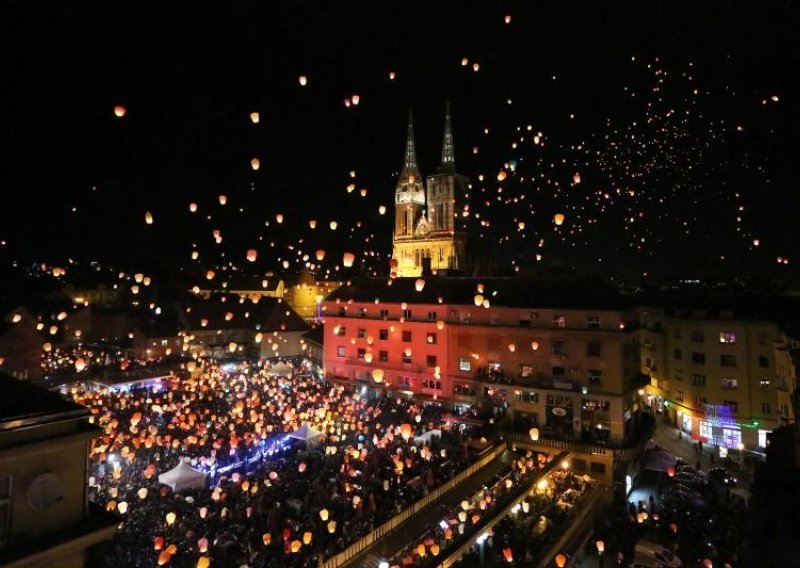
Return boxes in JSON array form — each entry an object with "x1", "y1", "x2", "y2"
[
  {"x1": 440, "y1": 99, "x2": 455, "y2": 170},
  {"x1": 401, "y1": 109, "x2": 421, "y2": 180}
]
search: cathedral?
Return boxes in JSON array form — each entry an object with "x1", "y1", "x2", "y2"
[{"x1": 391, "y1": 102, "x2": 470, "y2": 278}]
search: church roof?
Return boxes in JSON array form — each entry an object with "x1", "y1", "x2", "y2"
[{"x1": 399, "y1": 109, "x2": 421, "y2": 183}]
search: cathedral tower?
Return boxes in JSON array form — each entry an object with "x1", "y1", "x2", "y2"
[{"x1": 391, "y1": 102, "x2": 469, "y2": 277}]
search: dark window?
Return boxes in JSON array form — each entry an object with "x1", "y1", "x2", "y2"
[
  {"x1": 402, "y1": 309, "x2": 412, "y2": 319},
  {"x1": 359, "y1": 308, "x2": 367, "y2": 318},
  {"x1": 379, "y1": 350, "x2": 389, "y2": 363},
  {"x1": 357, "y1": 328, "x2": 366, "y2": 338},
  {"x1": 588, "y1": 370, "x2": 603, "y2": 385},
  {"x1": 402, "y1": 330, "x2": 412, "y2": 342},
  {"x1": 426, "y1": 355, "x2": 437, "y2": 367},
  {"x1": 587, "y1": 342, "x2": 602, "y2": 357},
  {"x1": 552, "y1": 366, "x2": 566, "y2": 377},
  {"x1": 723, "y1": 400, "x2": 739, "y2": 413},
  {"x1": 673, "y1": 348, "x2": 682, "y2": 360},
  {"x1": 338, "y1": 307, "x2": 346, "y2": 317},
  {"x1": 758, "y1": 356, "x2": 769, "y2": 368},
  {"x1": 692, "y1": 374, "x2": 706, "y2": 387},
  {"x1": 379, "y1": 329, "x2": 389, "y2": 340},
  {"x1": 691, "y1": 352, "x2": 705, "y2": 365},
  {"x1": 590, "y1": 462, "x2": 607, "y2": 474},
  {"x1": 586, "y1": 316, "x2": 601, "y2": 329},
  {"x1": 379, "y1": 309, "x2": 389, "y2": 319},
  {"x1": 427, "y1": 311, "x2": 437, "y2": 321},
  {"x1": 357, "y1": 348, "x2": 366, "y2": 359},
  {"x1": 551, "y1": 341, "x2": 567, "y2": 355},
  {"x1": 762, "y1": 402, "x2": 772, "y2": 414},
  {"x1": 691, "y1": 330, "x2": 705, "y2": 342},
  {"x1": 720, "y1": 354, "x2": 737, "y2": 367}
]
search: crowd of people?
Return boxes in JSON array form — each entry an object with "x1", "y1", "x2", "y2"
[
  {"x1": 70, "y1": 361, "x2": 476, "y2": 567},
  {"x1": 386, "y1": 450, "x2": 554, "y2": 567},
  {"x1": 460, "y1": 469, "x2": 594, "y2": 566}
]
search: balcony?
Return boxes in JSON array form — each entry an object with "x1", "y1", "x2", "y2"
[{"x1": 474, "y1": 366, "x2": 581, "y2": 393}]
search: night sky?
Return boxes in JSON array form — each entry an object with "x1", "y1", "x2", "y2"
[{"x1": 2, "y1": 2, "x2": 797, "y2": 282}]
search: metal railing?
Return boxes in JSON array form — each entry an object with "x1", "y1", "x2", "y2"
[{"x1": 318, "y1": 443, "x2": 507, "y2": 568}]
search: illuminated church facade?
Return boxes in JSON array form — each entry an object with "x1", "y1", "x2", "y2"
[{"x1": 391, "y1": 102, "x2": 469, "y2": 277}]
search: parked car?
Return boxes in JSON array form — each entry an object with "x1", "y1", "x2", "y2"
[
  {"x1": 629, "y1": 553, "x2": 666, "y2": 568},
  {"x1": 663, "y1": 490, "x2": 706, "y2": 510},
  {"x1": 707, "y1": 467, "x2": 738, "y2": 487},
  {"x1": 676, "y1": 465, "x2": 707, "y2": 479},
  {"x1": 671, "y1": 471, "x2": 708, "y2": 489},
  {"x1": 667, "y1": 484, "x2": 703, "y2": 499},
  {"x1": 634, "y1": 540, "x2": 684, "y2": 568}
]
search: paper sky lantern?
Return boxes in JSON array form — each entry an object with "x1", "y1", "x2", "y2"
[
  {"x1": 372, "y1": 369, "x2": 384, "y2": 383},
  {"x1": 165, "y1": 512, "x2": 177, "y2": 525},
  {"x1": 330, "y1": 221, "x2": 338, "y2": 230},
  {"x1": 327, "y1": 520, "x2": 337, "y2": 533},
  {"x1": 117, "y1": 501, "x2": 128, "y2": 514},
  {"x1": 189, "y1": 202, "x2": 198, "y2": 212},
  {"x1": 145, "y1": 211, "x2": 154, "y2": 225},
  {"x1": 529, "y1": 427, "x2": 539, "y2": 441},
  {"x1": 114, "y1": 105, "x2": 126, "y2": 117},
  {"x1": 497, "y1": 170, "x2": 507, "y2": 181},
  {"x1": 218, "y1": 194, "x2": 227, "y2": 205},
  {"x1": 319, "y1": 508, "x2": 329, "y2": 521},
  {"x1": 474, "y1": 294, "x2": 484, "y2": 307},
  {"x1": 364, "y1": 351, "x2": 373, "y2": 363},
  {"x1": 262, "y1": 533, "x2": 271, "y2": 545},
  {"x1": 290, "y1": 540, "x2": 302, "y2": 553},
  {"x1": 247, "y1": 249, "x2": 257, "y2": 262},
  {"x1": 298, "y1": 75, "x2": 308, "y2": 86},
  {"x1": 554, "y1": 213, "x2": 565, "y2": 226},
  {"x1": 351, "y1": 94, "x2": 360, "y2": 105},
  {"x1": 251, "y1": 158, "x2": 261, "y2": 170},
  {"x1": 197, "y1": 558, "x2": 210, "y2": 568},
  {"x1": 276, "y1": 213, "x2": 284, "y2": 224},
  {"x1": 531, "y1": 341, "x2": 539, "y2": 350},
  {"x1": 555, "y1": 553, "x2": 568, "y2": 568},
  {"x1": 250, "y1": 112, "x2": 260, "y2": 124},
  {"x1": 573, "y1": 172, "x2": 581, "y2": 184},
  {"x1": 415, "y1": 278, "x2": 425, "y2": 291},
  {"x1": 379, "y1": 205, "x2": 386, "y2": 215},
  {"x1": 343, "y1": 252, "x2": 355, "y2": 267},
  {"x1": 75, "y1": 358, "x2": 87, "y2": 372},
  {"x1": 157, "y1": 551, "x2": 171, "y2": 566},
  {"x1": 206, "y1": 270, "x2": 215, "y2": 280},
  {"x1": 303, "y1": 531, "x2": 313, "y2": 545}
]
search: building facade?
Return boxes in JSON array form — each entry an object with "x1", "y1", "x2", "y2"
[
  {"x1": 0, "y1": 375, "x2": 117, "y2": 567},
  {"x1": 391, "y1": 103, "x2": 469, "y2": 277},
  {"x1": 322, "y1": 278, "x2": 645, "y2": 447},
  {"x1": 640, "y1": 306, "x2": 797, "y2": 451}
]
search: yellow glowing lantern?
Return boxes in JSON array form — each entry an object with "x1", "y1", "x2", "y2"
[
  {"x1": 219, "y1": 194, "x2": 227, "y2": 205},
  {"x1": 415, "y1": 278, "x2": 425, "y2": 292},
  {"x1": 319, "y1": 508, "x2": 329, "y2": 521},
  {"x1": 328, "y1": 520, "x2": 337, "y2": 533},
  {"x1": 303, "y1": 531, "x2": 312, "y2": 545},
  {"x1": 298, "y1": 75, "x2": 308, "y2": 86},
  {"x1": 343, "y1": 252, "x2": 355, "y2": 267},
  {"x1": 145, "y1": 211, "x2": 154, "y2": 225},
  {"x1": 554, "y1": 213, "x2": 565, "y2": 226},
  {"x1": 250, "y1": 111, "x2": 260, "y2": 124},
  {"x1": 197, "y1": 557, "x2": 210, "y2": 568},
  {"x1": 247, "y1": 249, "x2": 257, "y2": 262},
  {"x1": 165, "y1": 512, "x2": 176, "y2": 525},
  {"x1": 290, "y1": 540, "x2": 302, "y2": 553},
  {"x1": 262, "y1": 533, "x2": 271, "y2": 546},
  {"x1": 157, "y1": 551, "x2": 171, "y2": 566},
  {"x1": 250, "y1": 158, "x2": 260, "y2": 170},
  {"x1": 75, "y1": 358, "x2": 87, "y2": 372},
  {"x1": 372, "y1": 369, "x2": 384, "y2": 383}
]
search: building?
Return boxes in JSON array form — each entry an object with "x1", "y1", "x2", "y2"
[
  {"x1": 0, "y1": 307, "x2": 43, "y2": 381},
  {"x1": 639, "y1": 303, "x2": 797, "y2": 451},
  {"x1": 0, "y1": 374, "x2": 117, "y2": 567},
  {"x1": 322, "y1": 277, "x2": 646, "y2": 447},
  {"x1": 195, "y1": 275, "x2": 285, "y2": 301},
  {"x1": 282, "y1": 270, "x2": 342, "y2": 321},
  {"x1": 391, "y1": 103, "x2": 469, "y2": 277},
  {"x1": 182, "y1": 295, "x2": 310, "y2": 359}
]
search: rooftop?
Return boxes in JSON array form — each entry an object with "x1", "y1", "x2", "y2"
[
  {"x1": 325, "y1": 277, "x2": 630, "y2": 311},
  {"x1": 0, "y1": 373, "x2": 87, "y2": 431}
]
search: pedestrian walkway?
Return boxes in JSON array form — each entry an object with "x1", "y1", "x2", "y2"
[{"x1": 344, "y1": 449, "x2": 519, "y2": 567}]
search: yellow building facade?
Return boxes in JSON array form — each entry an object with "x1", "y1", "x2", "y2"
[
  {"x1": 639, "y1": 306, "x2": 796, "y2": 451},
  {"x1": 392, "y1": 104, "x2": 468, "y2": 277}
]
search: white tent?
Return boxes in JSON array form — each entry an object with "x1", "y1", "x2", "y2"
[
  {"x1": 268, "y1": 362, "x2": 294, "y2": 377},
  {"x1": 158, "y1": 458, "x2": 207, "y2": 492},
  {"x1": 288, "y1": 422, "x2": 324, "y2": 446},
  {"x1": 414, "y1": 429, "x2": 442, "y2": 445}
]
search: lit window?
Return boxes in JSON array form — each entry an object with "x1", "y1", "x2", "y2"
[
  {"x1": 459, "y1": 357, "x2": 471, "y2": 372},
  {"x1": 426, "y1": 332, "x2": 437, "y2": 344},
  {"x1": 552, "y1": 315, "x2": 566, "y2": 328},
  {"x1": 760, "y1": 379, "x2": 771, "y2": 390},
  {"x1": 336, "y1": 346, "x2": 346, "y2": 357},
  {"x1": 402, "y1": 330, "x2": 412, "y2": 342},
  {"x1": 357, "y1": 328, "x2": 366, "y2": 339},
  {"x1": 719, "y1": 332, "x2": 737, "y2": 344},
  {"x1": 586, "y1": 316, "x2": 600, "y2": 329},
  {"x1": 720, "y1": 377, "x2": 739, "y2": 389}
]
